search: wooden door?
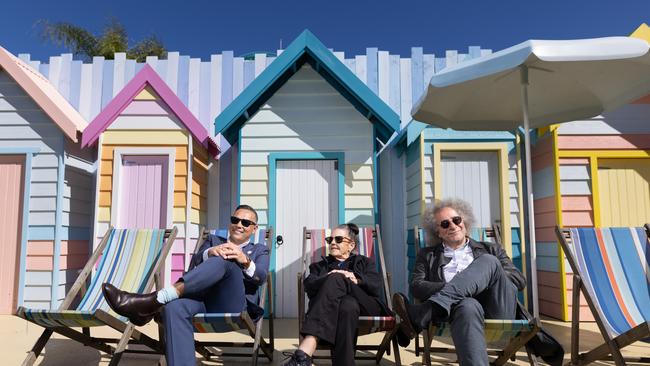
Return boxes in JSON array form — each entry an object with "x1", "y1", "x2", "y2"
[
  {"x1": 275, "y1": 160, "x2": 338, "y2": 318},
  {"x1": 598, "y1": 158, "x2": 650, "y2": 227},
  {"x1": 0, "y1": 155, "x2": 25, "y2": 314},
  {"x1": 117, "y1": 155, "x2": 169, "y2": 229}
]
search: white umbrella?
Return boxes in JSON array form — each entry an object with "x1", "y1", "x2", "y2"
[{"x1": 412, "y1": 36, "x2": 650, "y2": 318}]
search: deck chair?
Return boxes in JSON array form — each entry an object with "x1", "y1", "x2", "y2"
[
  {"x1": 555, "y1": 225, "x2": 650, "y2": 366},
  {"x1": 16, "y1": 227, "x2": 177, "y2": 366},
  {"x1": 176, "y1": 227, "x2": 274, "y2": 365},
  {"x1": 298, "y1": 225, "x2": 401, "y2": 365},
  {"x1": 413, "y1": 225, "x2": 540, "y2": 366}
]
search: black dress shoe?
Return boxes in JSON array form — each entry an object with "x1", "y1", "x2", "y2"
[
  {"x1": 392, "y1": 293, "x2": 438, "y2": 338},
  {"x1": 281, "y1": 349, "x2": 312, "y2": 366},
  {"x1": 102, "y1": 283, "x2": 162, "y2": 326}
]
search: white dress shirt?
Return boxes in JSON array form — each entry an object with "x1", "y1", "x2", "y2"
[
  {"x1": 202, "y1": 236, "x2": 256, "y2": 277},
  {"x1": 442, "y1": 239, "x2": 474, "y2": 283}
]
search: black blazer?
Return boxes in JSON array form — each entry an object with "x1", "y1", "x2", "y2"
[
  {"x1": 410, "y1": 238, "x2": 526, "y2": 301},
  {"x1": 304, "y1": 254, "x2": 390, "y2": 315}
]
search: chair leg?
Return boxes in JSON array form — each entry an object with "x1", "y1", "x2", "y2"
[
  {"x1": 422, "y1": 329, "x2": 432, "y2": 366},
  {"x1": 415, "y1": 331, "x2": 420, "y2": 357},
  {"x1": 251, "y1": 320, "x2": 262, "y2": 366},
  {"x1": 525, "y1": 345, "x2": 539, "y2": 366},
  {"x1": 108, "y1": 323, "x2": 135, "y2": 366},
  {"x1": 391, "y1": 336, "x2": 402, "y2": 366},
  {"x1": 375, "y1": 330, "x2": 394, "y2": 363},
  {"x1": 21, "y1": 329, "x2": 53, "y2": 366}
]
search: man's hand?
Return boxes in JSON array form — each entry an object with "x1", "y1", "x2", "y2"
[
  {"x1": 207, "y1": 243, "x2": 248, "y2": 264},
  {"x1": 328, "y1": 269, "x2": 358, "y2": 285}
]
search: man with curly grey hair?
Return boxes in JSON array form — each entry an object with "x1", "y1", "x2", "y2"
[{"x1": 393, "y1": 198, "x2": 525, "y2": 366}]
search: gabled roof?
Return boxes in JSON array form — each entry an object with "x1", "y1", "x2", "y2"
[
  {"x1": 215, "y1": 30, "x2": 401, "y2": 143},
  {"x1": 0, "y1": 46, "x2": 87, "y2": 142},
  {"x1": 82, "y1": 65, "x2": 219, "y2": 157}
]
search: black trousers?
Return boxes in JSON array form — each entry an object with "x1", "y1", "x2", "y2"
[{"x1": 301, "y1": 273, "x2": 385, "y2": 366}]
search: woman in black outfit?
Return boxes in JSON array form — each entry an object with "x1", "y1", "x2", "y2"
[{"x1": 283, "y1": 223, "x2": 390, "y2": 366}]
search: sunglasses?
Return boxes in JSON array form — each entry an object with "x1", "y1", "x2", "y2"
[
  {"x1": 230, "y1": 216, "x2": 257, "y2": 228},
  {"x1": 325, "y1": 236, "x2": 352, "y2": 244},
  {"x1": 440, "y1": 216, "x2": 463, "y2": 229}
]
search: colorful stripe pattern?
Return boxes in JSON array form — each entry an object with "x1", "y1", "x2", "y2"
[
  {"x1": 21, "y1": 229, "x2": 167, "y2": 327},
  {"x1": 192, "y1": 313, "x2": 246, "y2": 333},
  {"x1": 190, "y1": 228, "x2": 268, "y2": 333},
  {"x1": 569, "y1": 227, "x2": 650, "y2": 340},
  {"x1": 306, "y1": 227, "x2": 395, "y2": 333},
  {"x1": 430, "y1": 319, "x2": 534, "y2": 347}
]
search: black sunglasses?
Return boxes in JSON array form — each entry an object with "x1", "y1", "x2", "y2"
[
  {"x1": 325, "y1": 236, "x2": 352, "y2": 244},
  {"x1": 440, "y1": 216, "x2": 463, "y2": 229},
  {"x1": 230, "y1": 216, "x2": 256, "y2": 228}
]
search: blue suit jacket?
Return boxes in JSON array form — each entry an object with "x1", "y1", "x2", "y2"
[{"x1": 188, "y1": 233, "x2": 270, "y2": 319}]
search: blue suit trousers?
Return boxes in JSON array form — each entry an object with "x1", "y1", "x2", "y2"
[{"x1": 162, "y1": 256, "x2": 247, "y2": 366}]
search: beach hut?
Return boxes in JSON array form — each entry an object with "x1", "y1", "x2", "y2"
[
  {"x1": 392, "y1": 122, "x2": 526, "y2": 295},
  {"x1": 0, "y1": 47, "x2": 91, "y2": 312},
  {"x1": 81, "y1": 65, "x2": 219, "y2": 286},
  {"x1": 214, "y1": 30, "x2": 400, "y2": 318},
  {"x1": 531, "y1": 94, "x2": 650, "y2": 321}
]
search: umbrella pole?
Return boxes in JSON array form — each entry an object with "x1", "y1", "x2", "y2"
[{"x1": 521, "y1": 66, "x2": 539, "y2": 319}]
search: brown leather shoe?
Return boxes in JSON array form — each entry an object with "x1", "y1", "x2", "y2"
[{"x1": 102, "y1": 283, "x2": 162, "y2": 326}]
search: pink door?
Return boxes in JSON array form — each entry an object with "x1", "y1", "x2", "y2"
[
  {"x1": 0, "y1": 155, "x2": 25, "y2": 314},
  {"x1": 117, "y1": 155, "x2": 169, "y2": 229}
]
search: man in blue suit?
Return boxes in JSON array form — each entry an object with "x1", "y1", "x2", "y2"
[{"x1": 102, "y1": 204, "x2": 270, "y2": 365}]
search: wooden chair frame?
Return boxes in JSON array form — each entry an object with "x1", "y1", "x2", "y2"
[
  {"x1": 555, "y1": 224, "x2": 650, "y2": 366},
  {"x1": 17, "y1": 227, "x2": 177, "y2": 366},
  {"x1": 297, "y1": 224, "x2": 401, "y2": 365},
  {"x1": 413, "y1": 225, "x2": 540, "y2": 366},
  {"x1": 172, "y1": 227, "x2": 275, "y2": 365}
]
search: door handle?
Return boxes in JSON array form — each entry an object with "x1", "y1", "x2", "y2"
[{"x1": 276, "y1": 235, "x2": 284, "y2": 247}]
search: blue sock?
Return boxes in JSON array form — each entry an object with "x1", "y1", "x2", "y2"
[{"x1": 156, "y1": 286, "x2": 179, "y2": 304}]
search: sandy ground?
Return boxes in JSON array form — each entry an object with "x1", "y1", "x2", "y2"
[{"x1": 3, "y1": 315, "x2": 649, "y2": 365}]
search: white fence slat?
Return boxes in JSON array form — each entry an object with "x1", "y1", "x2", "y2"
[{"x1": 112, "y1": 53, "x2": 126, "y2": 97}]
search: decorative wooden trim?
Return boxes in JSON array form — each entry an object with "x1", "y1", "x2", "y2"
[{"x1": 431, "y1": 142, "x2": 513, "y2": 256}]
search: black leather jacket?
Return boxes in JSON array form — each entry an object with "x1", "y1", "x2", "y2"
[{"x1": 410, "y1": 238, "x2": 526, "y2": 301}]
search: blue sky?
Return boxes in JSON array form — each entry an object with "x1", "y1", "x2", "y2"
[{"x1": 2, "y1": 0, "x2": 649, "y2": 61}]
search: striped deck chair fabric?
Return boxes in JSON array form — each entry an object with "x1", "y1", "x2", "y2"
[
  {"x1": 301, "y1": 226, "x2": 401, "y2": 364},
  {"x1": 566, "y1": 227, "x2": 650, "y2": 341},
  {"x1": 191, "y1": 228, "x2": 269, "y2": 333},
  {"x1": 429, "y1": 319, "x2": 535, "y2": 348},
  {"x1": 20, "y1": 229, "x2": 167, "y2": 328}
]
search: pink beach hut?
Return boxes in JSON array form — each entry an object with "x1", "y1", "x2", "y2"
[
  {"x1": 0, "y1": 47, "x2": 91, "y2": 312},
  {"x1": 81, "y1": 65, "x2": 219, "y2": 285}
]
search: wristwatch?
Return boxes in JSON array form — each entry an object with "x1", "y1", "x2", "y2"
[{"x1": 242, "y1": 255, "x2": 252, "y2": 269}]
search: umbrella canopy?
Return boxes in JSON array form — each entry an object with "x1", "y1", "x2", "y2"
[
  {"x1": 412, "y1": 37, "x2": 650, "y2": 130},
  {"x1": 411, "y1": 36, "x2": 650, "y2": 319}
]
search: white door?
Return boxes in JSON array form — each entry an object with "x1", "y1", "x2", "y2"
[
  {"x1": 275, "y1": 160, "x2": 338, "y2": 318},
  {"x1": 440, "y1": 151, "x2": 500, "y2": 229}
]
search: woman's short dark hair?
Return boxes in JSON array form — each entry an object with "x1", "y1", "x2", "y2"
[
  {"x1": 422, "y1": 198, "x2": 475, "y2": 246},
  {"x1": 335, "y1": 223, "x2": 359, "y2": 250}
]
